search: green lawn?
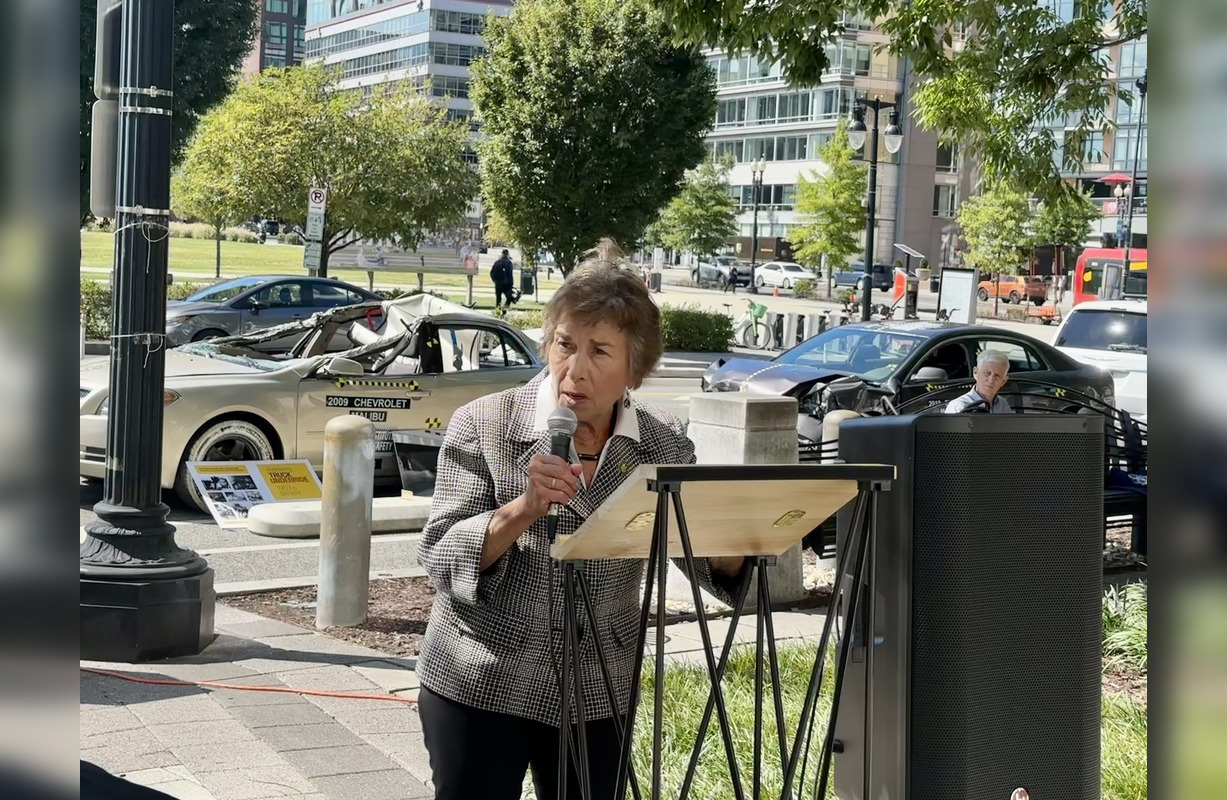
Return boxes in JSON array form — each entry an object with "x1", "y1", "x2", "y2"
[
  {"x1": 633, "y1": 607, "x2": 1147, "y2": 800},
  {"x1": 80, "y1": 231, "x2": 564, "y2": 294}
]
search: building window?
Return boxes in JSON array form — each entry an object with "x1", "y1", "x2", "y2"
[
  {"x1": 709, "y1": 54, "x2": 780, "y2": 87},
  {"x1": 714, "y1": 140, "x2": 744, "y2": 162},
  {"x1": 294, "y1": 24, "x2": 305, "y2": 50},
  {"x1": 294, "y1": 0, "x2": 306, "y2": 16},
  {"x1": 716, "y1": 98, "x2": 746, "y2": 128},
  {"x1": 430, "y1": 42, "x2": 484, "y2": 66},
  {"x1": 266, "y1": 0, "x2": 289, "y2": 13},
  {"x1": 305, "y1": 11, "x2": 432, "y2": 59},
  {"x1": 1118, "y1": 34, "x2": 1146, "y2": 79},
  {"x1": 1078, "y1": 130, "x2": 1107, "y2": 163},
  {"x1": 776, "y1": 135, "x2": 808, "y2": 161},
  {"x1": 432, "y1": 10, "x2": 486, "y2": 35},
  {"x1": 936, "y1": 142, "x2": 959, "y2": 173},
  {"x1": 933, "y1": 185, "x2": 957, "y2": 217},
  {"x1": 430, "y1": 75, "x2": 470, "y2": 99},
  {"x1": 777, "y1": 92, "x2": 810, "y2": 123},
  {"x1": 262, "y1": 51, "x2": 287, "y2": 70},
  {"x1": 1115, "y1": 83, "x2": 1146, "y2": 125},
  {"x1": 1113, "y1": 127, "x2": 1147, "y2": 171},
  {"x1": 266, "y1": 21, "x2": 287, "y2": 47}
]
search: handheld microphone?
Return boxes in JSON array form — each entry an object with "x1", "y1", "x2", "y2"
[{"x1": 546, "y1": 407, "x2": 578, "y2": 542}]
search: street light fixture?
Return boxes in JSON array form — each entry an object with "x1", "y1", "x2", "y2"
[
  {"x1": 748, "y1": 156, "x2": 767, "y2": 294},
  {"x1": 851, "y1": 97, "x2": 903, "y2": 321}
]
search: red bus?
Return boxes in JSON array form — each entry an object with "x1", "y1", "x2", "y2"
[{"x1": 1072, "y1": 247, "x2": 1148, "y2": 306}]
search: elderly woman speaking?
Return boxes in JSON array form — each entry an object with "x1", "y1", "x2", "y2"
[{"x1": 415, "y1": 242, "x2": 745, "y2": 800}]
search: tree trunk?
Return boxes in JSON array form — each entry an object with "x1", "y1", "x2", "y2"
[
  {"x1": 318, "y1": 246, "x2": 330, "y2": 278},
  {"x1": 214, "y1": 225, "x2": 222, "y2": 278}
]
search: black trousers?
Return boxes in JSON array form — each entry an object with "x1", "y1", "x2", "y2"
[
  {"x1": 419, "y1": 687, "x2": 624, "y2": 800},
  {"x1": 494, "y1": 283, "x2": 514, "y2": 307}
]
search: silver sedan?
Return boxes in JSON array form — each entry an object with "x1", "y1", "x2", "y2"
[{"x1": 165, "y1": 275, "x2": 382, "y2": 347}]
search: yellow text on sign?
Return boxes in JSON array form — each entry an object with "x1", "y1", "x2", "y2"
[{"x1": 258, "y1": 464, "x2": 323, "y2": 501}]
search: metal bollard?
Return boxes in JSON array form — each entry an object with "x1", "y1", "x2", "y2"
[
  {"x1": 782, "y1": 313, "x2": 800, "y2": 349},
  {"x1": 317, "y1": 415, "x2": 375, "y2": 629},
  {"x1": 803, "y1": 313, "x2": 825, "y2": 340}
]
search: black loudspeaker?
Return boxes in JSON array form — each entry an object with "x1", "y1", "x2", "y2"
[{"x1": 833, "y1": 414, "x2": 1104, "y2": 800}]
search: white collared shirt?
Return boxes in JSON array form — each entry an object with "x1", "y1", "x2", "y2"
[{"x1": 533, "y1": 371, "x2": 639, "y2": 486}]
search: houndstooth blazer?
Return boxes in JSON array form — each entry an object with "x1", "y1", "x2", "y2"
[{"x1": 415, "y1": 369, "x2": 739, "y2": 726}]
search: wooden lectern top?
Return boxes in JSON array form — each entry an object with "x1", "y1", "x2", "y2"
[{"x1": 551, "y1": 463, "x2": 894, "y2": 561}]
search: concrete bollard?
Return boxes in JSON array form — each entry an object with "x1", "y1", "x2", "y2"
[
  {"x1": 821, "y1": 410, "x2": 863, "y2": 463},
  {"x1": 688, "y1": 393, "x2": 807, "y2": 605},
  {"x1": 782, "y1": 313, "x2": 801, "y2": 349},
  {"x1": 317, "y1": 415, "x2": 376, "y2": 629},
  {"x1": 803, "y1": 313, "x2": 826, "y2": 341}
]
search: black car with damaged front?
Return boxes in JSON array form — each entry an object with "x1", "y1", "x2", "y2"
[{"x1": 701, "y1": 321, "x2": 1117, "y2": 444}]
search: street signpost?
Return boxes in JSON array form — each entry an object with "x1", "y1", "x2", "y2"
[{"x1": 305, "y1": 187, "x2": 327, "y2": 275}]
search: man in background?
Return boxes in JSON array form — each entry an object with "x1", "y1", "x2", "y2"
[
  {"x1": 490, "y1": 249, "x2": 515, "y2": 310},
  {"x1": 945, "y1": 349, "x2": 1013, "y2": 413}
]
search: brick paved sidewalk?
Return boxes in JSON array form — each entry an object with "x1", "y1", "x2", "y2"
[{"x1": 80, "y1": 603, "x2": 826, "y2": 800}]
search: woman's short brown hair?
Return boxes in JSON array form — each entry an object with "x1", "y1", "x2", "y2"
[{"x1": 541, "y1": 239, "x2": 662, "y2": 389}]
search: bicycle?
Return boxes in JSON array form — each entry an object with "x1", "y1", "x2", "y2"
[
  {"x1": 935, "y1": 307, "x2": 958, "y2": 322},
  {"x1": 732, "y1": 298, "x2": 774, "y2": 349}
]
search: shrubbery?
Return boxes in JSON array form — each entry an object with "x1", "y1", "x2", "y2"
[
  {"x1": 660, "y1": 305, "x2": 732, "y2": 352},
  {"x1": 165, "y1": 222, "x2": 261, "y2": 243},
  {"x1": 792, "y1": 279, "x2": 816, "y2": 299},
  {"x1": 503, "y1": 308, "x2": 544, "y2": 331},
  {"x1": 278, "y1": 231, "x2": 305, "y2": 245},
  {"x1": 81, "y1": 279, "x2": 204, "y2": 339}
]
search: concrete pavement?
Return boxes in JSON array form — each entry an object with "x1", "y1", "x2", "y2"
[{"x1": 81, "y1": 602, "x2": 829, "y2": 800}]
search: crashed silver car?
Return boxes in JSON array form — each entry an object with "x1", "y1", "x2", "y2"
[{"x1": 81, "y1": 295, "x2": 542, "y2": 511}]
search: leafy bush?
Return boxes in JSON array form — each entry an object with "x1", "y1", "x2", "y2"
[
  {"x1": 167, "y1": 282, "x2": 202, "y2": 301},
  {"x1": 80, "y1": 280, "x2": 112, "y2": 339},
  {"x1": 281, "y1": 231, "x2": 304, "y2": 246},
  {"x1": 504, "y1": 308, "x2": 544, "y2": 331},
  {"x1": 83, "y1": 217, "x2": 112, "y2": 232},
  {"x1": 1103, "y1": 583, "x2": 1147, "y2": 673},
  {"x1": 834, "y1": 288, "x2": 854, "y2": 305},
  {"x1": 223, "y1": 227, "x2": 261, "y2": 244},
  {"x1": 169, "y1": 222, "x2": 215, "y2": 239},
  {"x1": 792, "y1": 279, "x2": 815, "y2": 299},
  {"x1": 660, "y1": 305, "x2": 732, "y2": 351}
]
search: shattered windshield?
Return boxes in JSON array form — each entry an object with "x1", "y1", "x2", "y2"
[{"x1": 176, "y1": 342, "x2": 308, "y2": 372}]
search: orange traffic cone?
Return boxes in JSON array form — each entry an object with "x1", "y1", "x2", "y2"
[{"x1": 773, "y1": 287, "x2": 780, "y2": 297}]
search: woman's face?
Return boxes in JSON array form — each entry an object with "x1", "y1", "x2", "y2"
[{"x1": 548, "y1": 315, "x2": 632, "y2": 427}]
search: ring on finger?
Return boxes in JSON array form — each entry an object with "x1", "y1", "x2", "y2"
[{"x1": 551, "y1": 478, "x2": 557, "y2": 490}]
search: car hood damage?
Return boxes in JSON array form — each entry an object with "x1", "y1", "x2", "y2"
[{"x1": 704, "y1": 358, "x2": 854, "y2": 397}]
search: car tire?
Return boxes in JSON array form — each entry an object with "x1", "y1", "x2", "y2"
[
  {"x1": 174, "y1": 418, "x2": 276, "y2": 512},
  {"x1": 1032, "y1": 297, "x2": 1045, "y2": 306},
  {"x1": 756, "y1": 276, "x2": 765, "y2": 288},
  {"x1": 191, "y1": 328, "x2": 228, "y2": 342},
  {"x1": 977, "y1": 288, "x2": 989, "y2": 302},
  {"x1": 1009, "y1": 291, "x2": 1021, "y2": 304},
  {"x1": 782, "y1": 279, "x2": 792, "y2": 290}
]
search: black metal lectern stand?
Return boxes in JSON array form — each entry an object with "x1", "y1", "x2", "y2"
[{"x1": 548, "y1": 463, "x2": 893, "y2": 800}]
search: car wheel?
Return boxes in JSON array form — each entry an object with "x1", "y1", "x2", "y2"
[
  {"x1": 174, "y1": 418, "x2": 276, "y2": 512},
  {"x1": 756, "y1": 275, "x2": 765, "y2": 288},
  {"x1": 1032, "y1": 297, "x2": 1045, "y2": 306},
  {"x1": 1009, "y1": 291, "x2": 1021, "y2": 304},
  {"x1": 191, "y1": 328, "x2": 228, "y2": 342},
  {"x1": 782, "y1": 279, "x2": 792, "y2": 290},
  {"x1": 977, "y1": 288, "x2": 989, "y2": 302}
]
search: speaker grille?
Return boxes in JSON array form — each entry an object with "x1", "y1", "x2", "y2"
[{"x1": 910, "y1": 428, "x2": 1103, "y2": 799}]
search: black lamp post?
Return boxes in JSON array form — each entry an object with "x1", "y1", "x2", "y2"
[
  {"x1": 1122, "y1": 72, "x2": 1146, "y2": 276},
  {"x1": 81, "y1": 0, "x2": 214, "y2": 662},
  {"x1": 747, "y1": 157, "x2": 767, "y2": 293},
  {"x1": 846, "y1": 97, "x2": 904, "y2": 321}
]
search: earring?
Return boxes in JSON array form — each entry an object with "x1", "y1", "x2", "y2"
[{"x1": 624, "y1": 390, "x2": 632, "y2": 408}]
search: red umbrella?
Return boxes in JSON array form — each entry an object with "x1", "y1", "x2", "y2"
[{"x1": 1098, "y1": 172, "x2": 1133, "y2": 185}]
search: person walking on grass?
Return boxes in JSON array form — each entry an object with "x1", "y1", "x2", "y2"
[{"x1": 491, "y1": 249, "x2": 515, "y2": 310}]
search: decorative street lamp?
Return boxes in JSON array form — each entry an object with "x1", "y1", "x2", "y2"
[
  {"x1": 846, "y1": 97, "x2": 904, "y2": 321},
  {"x1": 1122, "y1": 71, "x2": 1147, "y2": 276},
  {"x1": 748, "y1": 156, "x2": 767, "y2": 294}
]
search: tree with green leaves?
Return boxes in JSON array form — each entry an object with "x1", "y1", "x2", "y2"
[
  {"x1": 957, "y1": 185, "x2": 1035, "y2": 275},
  {"x1": 178, "y1": 65, "x2": 478, "y2": 276},
  {"x1": 171, "y1": 127, "x2": 246, "y2": 278},
  {"x1": 647, "y1": 0, "x2": 1146, "y2": 198},
  {"x1": 656, "y1": 158, "x2": 739, "y2": 259},
  {"x1": 470, "y1": 0, "x2": 718, "y2": 274},
  {"x1": 80, "y1": 0, "x2": 260, "y2": 221},
  {"x1": 790, "y1": 120, "x2": 867, "y2": 296},
  {"x1": 1033, "y1": 189, "x2": 1100, "y2": 300}
]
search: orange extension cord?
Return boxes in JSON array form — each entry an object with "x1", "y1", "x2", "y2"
[{"x1": 81, "y1": 667, "x2": 418, "y2": 705}]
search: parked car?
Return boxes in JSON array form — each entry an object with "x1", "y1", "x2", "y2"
[
  {"x1": 977, "y1": 274, "x2": 1047, "y2": 305},
  {"x1": 701, "y1": 320, "x2": 1116, "y2": 444},
  {"x1": 833, "y1": 263, "x2": 893, "y2": 291},
  {"x1": 692, "y1": 255, "x2": 747, "y2": 287},
  {"x1": 80, "y1": 295, "x2": 543, "y2": 511},
  {"x1": 753, "y1": 261, "x2": 816, "y2": 290},
  {"x1": 164, "y1": 275, "x2": 382, "y2": 348},
  {"x1": 1052, "y1": 299, "x2": 1147, "y2": 422}
]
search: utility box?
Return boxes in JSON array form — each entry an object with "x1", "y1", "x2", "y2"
[{"x1": 391, "y1": 429, "x2": 448, "y2": 496}]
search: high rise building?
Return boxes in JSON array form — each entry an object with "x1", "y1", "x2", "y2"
[
  {"x1": 701, "y1": 17, "x2": 977, "y2": 274},
  {"x1": 242, "y1": 0, "x2": 310, "y2": 75}
]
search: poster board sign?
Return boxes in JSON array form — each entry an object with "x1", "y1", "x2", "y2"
[
  {"x1": 936, "y1": 267, "x2": 979, "y2": 324},
  {"x1": 187, "y1": 460, "x2": 323, "y2": 529}
]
